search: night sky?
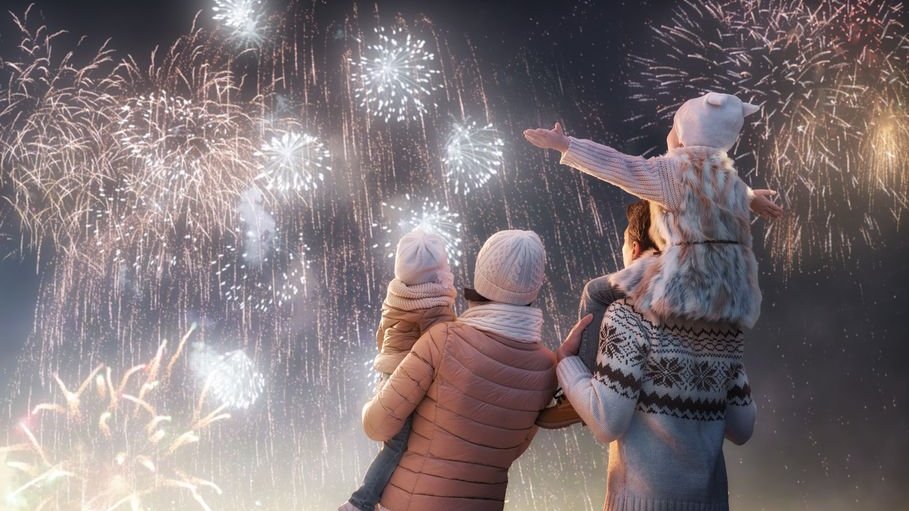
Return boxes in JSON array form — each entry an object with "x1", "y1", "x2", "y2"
[{"x1": 0, "y1": 1, "x2": 907, "y2": 510}]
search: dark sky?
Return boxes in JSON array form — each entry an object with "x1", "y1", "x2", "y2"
[{"x1": 0, "y1": 1, "x2": 907, "y2": 509}]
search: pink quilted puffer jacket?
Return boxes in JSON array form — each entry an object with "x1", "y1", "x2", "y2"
[{"x1": 362, "y1": 320, "x2": 557, "y2": 511}]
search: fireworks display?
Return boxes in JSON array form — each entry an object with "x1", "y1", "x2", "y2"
[
  {"x1": 0, "y1": 0, "x2": 905, "y2": 509},
  {"x1": 443, "y1": 120, "x2": 505, "y2": 194},
  {"x1": 627, "y1": 0, "x2": 909, "y2": 271},
  {"x1": 1, "y1": 326, "x2": 229, "y2": 510},
  {"x1": 351, "y1": 26, "x2": 443, "y2": 122}
]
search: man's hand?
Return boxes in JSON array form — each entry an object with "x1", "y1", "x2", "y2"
[
  {"x1": 750, "y1": 189, "x2": 783, "y2": 220},
  {"x1": 523, "y1": 122, "x2": 570, "y2": 153},
  {"x1": 556, "y1": 314, "x2": 593, "y2": 362}
]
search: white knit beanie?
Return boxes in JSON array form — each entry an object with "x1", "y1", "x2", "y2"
[
  {"x1": 668, "y1": 92, "x2": 760, "y2": 152},
  {"x1": 473, "y1": 230, "x2": 546, "y2": 305},
  {"x1": 394, "y1": 229, "x2": 450, "y2": 286}
]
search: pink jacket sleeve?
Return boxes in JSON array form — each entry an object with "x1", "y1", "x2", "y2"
[
  {"x1": 560, "y1": 137, "x2": 684, "y2": 211},
  {"x1": 362, "y1": 324, "x2": 446, "y2": 442}
]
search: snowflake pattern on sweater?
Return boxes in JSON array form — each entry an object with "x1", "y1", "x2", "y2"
[
  {"x1": 557, "y1": 297, "x2": 757, "y2": 510},
  {"x1": 592, "y1": 299, "x2": 752, "y2": 423}
]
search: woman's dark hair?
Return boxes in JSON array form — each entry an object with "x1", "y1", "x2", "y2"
[
  {"x1": 463, "y1": 287, "x2": 491, "y2": 303},
  {"x1": 626, "y1": 200, "x2": 658, "y2": 252}
]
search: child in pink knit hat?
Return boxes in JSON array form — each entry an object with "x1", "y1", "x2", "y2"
[
  {"x1": 525, "y1": 92, "x2": 782, "y2": 329},
  {"x1": 341, "y1": 229, "x2": 456, "y2": 511}
]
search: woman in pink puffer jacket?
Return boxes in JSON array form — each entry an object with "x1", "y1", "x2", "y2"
[{"x1": 362, "y1": 230, "x2": 558, "y2": 511}]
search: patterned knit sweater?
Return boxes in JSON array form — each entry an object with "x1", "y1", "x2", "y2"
[{"x1": 558, "y1": 299, "x2": 756, "y2": 511}]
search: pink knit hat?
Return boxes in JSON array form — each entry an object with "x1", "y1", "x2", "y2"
[{"x1": 394, "y1": 229, "x2": 451, "y2": 285}]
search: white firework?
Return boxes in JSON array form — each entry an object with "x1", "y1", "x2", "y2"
[
  {"x1": 190, "y1": 342, "x2": 265, "y2": 410},
  {"x1": 374, "y1": 196, "x2": 463, "y2": 266},
  {"x1": 351, "y1": 26, "x2": 442, "y2": 122},
  {"x1": 443, "y1": 120, "x2": 504, "y2": 194},
  {"x1": 211, "y1": 0, "x2": 268, "y2": 47},
  {"x1": 256, "y1": 132, "x2": 331, "y2": 194}
]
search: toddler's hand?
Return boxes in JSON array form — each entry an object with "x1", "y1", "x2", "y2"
[
  {"x1": 524, "y1": 122, "x2": 570, "y2": 153},
  {"x1": 750, "y1": 189, "x2": 783, "y2": 220}
]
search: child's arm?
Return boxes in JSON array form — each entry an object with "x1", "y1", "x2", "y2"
[
  {"x1": 362, "y1": 324, "x2": 445, "y2": 442},
  {"x1": 524, "y1": 123, "x2": 681, "y2": 210},
  {"x1": 375, "y1": 310, "x2": 391, "y2": 352},
  {"x1": 724, "y1": 363, "x2": 757, "y2": 445},
  {"x1": 557, "y1": 307, "x2": 647, "y2": 445},
  {"x1": 373, "y1": 303, "x2": 453, "y2": 375}
]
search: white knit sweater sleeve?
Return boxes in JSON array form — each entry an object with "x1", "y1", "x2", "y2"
[
  {"x1": 724, "y1": 363, "x2": 756, "y2": 445},
  {"x1": 560, "y1": 137, "x2": 683, "y2": 210},
  {"x1": 556, "y1": 313, "x2": 647, "y2": 444}
]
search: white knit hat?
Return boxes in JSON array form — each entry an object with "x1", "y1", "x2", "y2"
[
  {"x1": 473, "y1": 230, "x2": 546, "y2": 305},
  {"x1": 667, "y1": 92, "x2": 760, "y2": 152},
  {"x1": 394, "y1": 229, "x2": 450, "y2": 286}
]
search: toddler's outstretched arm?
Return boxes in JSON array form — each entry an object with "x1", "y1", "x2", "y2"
[{"x1": 524, "y1": 123, "x2": 681, "y2": 210}]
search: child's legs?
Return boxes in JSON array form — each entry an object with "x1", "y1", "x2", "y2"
[
  {"x1": 348, "y1": 416, "x2": 414, "y2": 511},
  {"x1": 577, "y1": 275, "x2": 614, "y2": 372}
]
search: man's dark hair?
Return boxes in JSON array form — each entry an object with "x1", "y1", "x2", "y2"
[{"x1": 626, "y1": 200, "x2": 658, "y2": 252}]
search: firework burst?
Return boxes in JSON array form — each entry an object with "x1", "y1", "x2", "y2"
[
  {"x1": 351, "y1": 26, "x2": 443, "y2": 122},
  {"x1": 211, "y1": 0, "x2": 268, "y2": 47},
  {"x1": 627, "y1": 0, "x2": 909, "y2": 271},
  {"x1": 114, "y1": 86, "x2": 259, "y2": 237},
  {"x1": 443, "y1": 120, "x2": 505, "y2": 194},
  {"x1": 374, "y1": 196, "x2": 463, "y2": 266},
  {"x1": 189, "y1": 343, "x2": 266, "y2": 410},
  {"x1": 255, "y1": 131, "x2": 331, "y2": 195},
  {"x1": 1, "y1": 326, "x2": 229, "y2": 511}
]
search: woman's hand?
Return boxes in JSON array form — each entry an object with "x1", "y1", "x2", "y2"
[
  {"x1": 523, "y1": 122, "x2": 570, "y2": 153},
  {"x1": 750, "y1": 189, "x2": 783, "y2": 219},
  {"x1": 556, "y1": 314, "x2": 593, "y2": 362}
]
